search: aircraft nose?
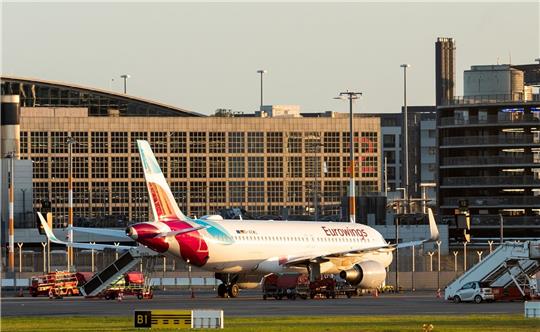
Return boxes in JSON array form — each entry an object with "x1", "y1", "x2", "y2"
[{"x1": 125, "y1": 226, "x2": 138, "y2": 240}]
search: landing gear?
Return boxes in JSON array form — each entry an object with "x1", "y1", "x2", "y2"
[{"x1": 215, "y1": 273, "x2": 240, "y2": 298}]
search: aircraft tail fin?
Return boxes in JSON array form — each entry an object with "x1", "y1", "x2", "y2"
[{"x1": 137, "y1": 140, "x2": 190, "y2": 222}]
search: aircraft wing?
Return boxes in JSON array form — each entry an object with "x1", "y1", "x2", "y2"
[
  {"x1": 38, "y1": 212, "x2": 133, "y2": 251},
  {"x1": 67, "y1": 226, "x2": 128, "y2": 239},
  {"x1": 283, "y1": 208, "x2": 440, "y2": 266}
]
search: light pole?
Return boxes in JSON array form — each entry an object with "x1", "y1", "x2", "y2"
[
  {"x1": 453, "y1": 251, "x2": 458, "y2": 272},
  {"x1": 6, "y1": 151, "x2": 15, "y2": 272},
  {"x1": 256, "y1": 70, "x2": 267, "y2": 110},
  {"x1": 120, "y1": 74, "x2": 130, "y2": 94},
  {"x1": 335, "y1": 91, "x2": 363, "y2": 223},
  {"x1": 463, "y1": 241, "x2": 468, "y2": 271},
  {"x1": 67, "y1": 136, "x2": 76, "y2": 271},
  {"x1": 400, "y1": 64, "x2": 411, "y2": 213},
  {"x1": 436, "y1": 240, "x2": 442, "y2": 291},
  {"x1": 411, "y1": 244, "x2": 415, "y2": 291}
]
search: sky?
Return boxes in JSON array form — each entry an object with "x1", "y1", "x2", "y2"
[{"x1": 1, "y1": 1, "x2": 539, "y2": 115}]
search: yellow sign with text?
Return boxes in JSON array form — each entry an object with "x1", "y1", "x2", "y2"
[{"x1": 134, "y1": 310, "x2": 191, "y2": 329}]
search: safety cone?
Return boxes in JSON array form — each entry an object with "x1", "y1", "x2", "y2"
[
  {"x1": 436, "y1": 288, "x2": 441, "y2": 299},
  {"x1": 373, "y1": 288, "x2": 379, "y2": 298},
  {"x1": 48, "y1": 289, "x2": 54, "y2": 299},
  {"x1": 117, "y1": 291, "x2": 123, "y2": 302}
]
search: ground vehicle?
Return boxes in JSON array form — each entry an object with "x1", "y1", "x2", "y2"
[
  {"x1": 262, "y1": 273, "x2": 309, "y2": 300},
  {"x1": 29, "y1": 271, "x2": 85, "y2": 297},
  {"x1": 492, "y1": 286, "x2": 532, "y2": 301},
  {"x1": 452, "y1": 281, "x2": 494, "y2": 303},
  {"x1": 98, "y1": 271, "x2": 152, "y2": 300},
  {"x1": 309, "y1": 277, "x2": 337, "y2": 299}
]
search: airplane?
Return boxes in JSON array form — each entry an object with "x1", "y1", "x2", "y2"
[{"x1": 38, "y1": 139, "x2": 439, "y2": 298}]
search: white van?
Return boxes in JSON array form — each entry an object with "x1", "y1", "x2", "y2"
[{"x1": 452, "y1": 281, "x2": 494, "y2": 304}]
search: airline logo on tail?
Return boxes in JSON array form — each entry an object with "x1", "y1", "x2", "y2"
[{"x1": 137, "y1": 140, "x2": 189, "y2": 223}]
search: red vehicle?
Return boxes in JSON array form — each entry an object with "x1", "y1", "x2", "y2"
[
  {"x1": 29, "y1": 271, "x2": 85, "y2": 297},
  {"x1": 262, "y1": 273, "x2": 309, "y2": 300},
  {"x1": 492, "y1": 287, "x2": 532, "y2": 301},
  {"x1": 98, "y1": 271, "x2": 153, "y2": 300},
  {"x1": 309, "y1": 276, "x2": 337, "y2": 299}
]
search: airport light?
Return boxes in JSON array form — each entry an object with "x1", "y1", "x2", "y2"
[
  {"x1": 256, "y1": 70, "x2": 267, "y2": 110},
  {"x1": 66, "y1": 136, "x2": 76, "y2": 271},
  {"x1": 400, "y1": 64, "x2": 411, "y2": 213},
  {"x1": 6, "y1": 151, "x2": 15, "y2": 272},
  {"x1": 120, "y1": 74, "x2": 131, "y2": 94},
  {"x1": 334, "y1": 91, "x2": 363, "y2": 224}
]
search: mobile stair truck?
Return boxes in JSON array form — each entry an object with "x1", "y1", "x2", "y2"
[{"x1": 445, "y1": 240, "x2": 540, "y2": 303}]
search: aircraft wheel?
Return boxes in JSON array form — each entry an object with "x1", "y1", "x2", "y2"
[
  {"x1": 228, "y1": 284, "x2": 240, "y2": 298},
  {"x1": 217, "y1": 284, "x2": 227, "y2": 298}
]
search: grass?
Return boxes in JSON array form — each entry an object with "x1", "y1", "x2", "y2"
[{"x1": 1, "y1": 314, "x2": 539, "y2": 331}]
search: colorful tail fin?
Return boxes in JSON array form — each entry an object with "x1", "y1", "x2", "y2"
[{"x1": 137, "y1": 140, "x2": 189, "y2": 222}]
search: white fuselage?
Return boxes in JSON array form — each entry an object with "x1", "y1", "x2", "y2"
[{"x1": 189, "y1": 219, "x2": 393, "y2": 275}]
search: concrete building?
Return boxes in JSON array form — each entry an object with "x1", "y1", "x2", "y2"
[
  {"x1": 437, "y1": 64, "x2": 540, "y2": 244},
  {"x1": 1, "y1": 76, "x2": 381, "y2": 233}
]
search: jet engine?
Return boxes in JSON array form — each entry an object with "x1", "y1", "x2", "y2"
[{"x1": 339, "y1": 260, "x2": 386, "y2": 289}]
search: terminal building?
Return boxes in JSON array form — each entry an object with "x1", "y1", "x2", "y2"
[{"x1": 1, "y1": 76, "x2": 381, "y2": 232}]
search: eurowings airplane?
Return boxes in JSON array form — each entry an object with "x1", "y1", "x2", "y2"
[{"x1": 39, "y1": 140, "x2": 439, "y2": 298}]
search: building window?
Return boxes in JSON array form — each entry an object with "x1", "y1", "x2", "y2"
[
  {"x1": 92, "y1": 157, "x2": 109, "y2": 179},
  {"x1": 229, "y1": 181, "x2": 245, "y2": 203},
  {"x1": 247, "y1": 181, "x2": 264, "y2": 202},
  {"x1": 30, "y1": 132, "x2": 48, "y2": 154},
  {"x1": 361, "y1": 132, "x2": 378, "y2": 154},
  {"x1": 288, "y1": 181, "x2": 303, "y2": 202},
  {"x1": 156, "y1": 157, "x2": 167, "y2": 177},
  {"x1": 248, "y1": 157, "x2": 264, "y2": 178},
  {"x1": 111, "y1": 132, "x2": 128, "y2": 154},
  {"x1": 248, "y1": 132, "x2": 264, "y2": 153},
  {"x1": 131, "y1": 132, "x2": 147, "y2": 153},
  {"x1": 209, "y1": 182, "x2": 226, "y2": 203},
  {"x1": 209, "y1": 132, "x2": 226, "y2": 154},
  {"x1": 324, "y1": 157, "x2": 340, "y2": 178},
  {"x1": 228, "y1": 132, "x2": 245, "y2": 153},
  {"x1": 305, "y1": 156, "x2": 320, "y2": 178},
  {"x1": 228, "y1": 157, "x2": 245, "y2": 178},
  {"x1": 149, "y1": 132, "x2": 168, "y2": 154},
  {"x1": 170, "y1": 181, "x2": 188, "y2": 210},
  {"x1": 91, "y1": 132, "x2": 109, "y2": 154},
  {"x1": 189, "y1": 132, "x2": 207, "y2": 154},
  {"x1": 268, "y1": 181, "x2": 283, "y2": 202},
  {"x1": 288, "y1": 157, "x2": 303, "y2": 178},
  {"x1": 20, "y1": 131, "x2": 28, "y2": 155},
  {"x1": 209, "y1": 157, "x2": 226, "y2": 178},
  {"x1": 190, "y1": 181, "x2": 206, "y2": 204},
  {"x1": 190, "y1": 157, "x2": 207, "y2": 178},
  {"x1": 387, "y1": 166, "x2": 396, "y2": 181},
  {"x1": 267, "y1": 132, "x2": 283, "y2": 153},
  {"x1": 51, "y1": 132, "x2": 68, "y2": 154},
  {"x1": 361, "y1": 156, "x2": 378, "y2": 178},
  {"x1": 131, "y1": 157, "x2": 143, "y2": 180},
  {"x1": 455, "y1": 109, "x2": 469, "y2": 124},
  {"x1": 73, "y1": 157, "x2": 89, "y2": 179},
  {"x1": 383, "y1": 134, "x2": 396, "y2": 148},
  {"x1": 384, "y1": 151, "x2": 396, "y2": 164},
  {"x1": 170, "y1": 157, "x2": 187, "y2": 179},
  {"x1": 323, "y1": 181, "x2": 344, "y2": 203},
  {"x1": 71, "y1": 132, "x2": 88, "y2": 154},
  {"x1": 170, "y1": 132, "x2": 187, "y2": 154},
  {"x1": 267, "y1": 157, "x2": 283, "y2": 178},
  {"x1": 51, "y1": 157, "x2": 68, "y2": 179},
  {"x1": 323, "y1": 132, "x2": 340, "y2": 153},
  {"x1": 428, "y1": 129, "x2": 436, "y2": 138},
  {"x1": 32, "y1": 157, "x2": 49, "y2": 179},
  {"x1": 287, "y1": 132, "x2": 302, "y2": 153},
  {"x1": 111, "y1": 182, "x2": 128, "y2": 204},
  {"x1": 112, "y1": 157, "x2": 128, "y2": 179}
]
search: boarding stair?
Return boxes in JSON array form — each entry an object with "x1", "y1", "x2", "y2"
[
  {"x1": 444, "y1": 241, "x2": 540, "y2": 300},
  {"x1": 80, "y1": 246, "x2": 157, "y2": 297}
]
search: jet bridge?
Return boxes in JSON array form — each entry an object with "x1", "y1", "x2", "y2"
[
  {"x1": 80, "y1": 246, "x2": 157, "y2": 297},
  {"x1": 445, "y1": 241, "x2": 540, "y2": 300}
]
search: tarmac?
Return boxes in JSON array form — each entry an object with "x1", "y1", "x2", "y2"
[{"x1": 1, "y1": 290, "x2": 524, "y2": 317}]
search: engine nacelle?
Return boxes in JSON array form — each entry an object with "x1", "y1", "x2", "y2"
[{"x1": 339, "y1": 260, "x2": 386, "y2": 289}]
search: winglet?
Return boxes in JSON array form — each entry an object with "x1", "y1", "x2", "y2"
[
  {"x1": 428, "y1": 208, "x2": 440, "y2": 241},
  {"x1": 38, "y1": 212, "x2": 62, "y2": 244}
]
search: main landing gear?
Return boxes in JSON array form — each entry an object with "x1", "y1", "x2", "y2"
[{"x1": 215, "y1": 273, "x2": 240, "y2": 298}]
